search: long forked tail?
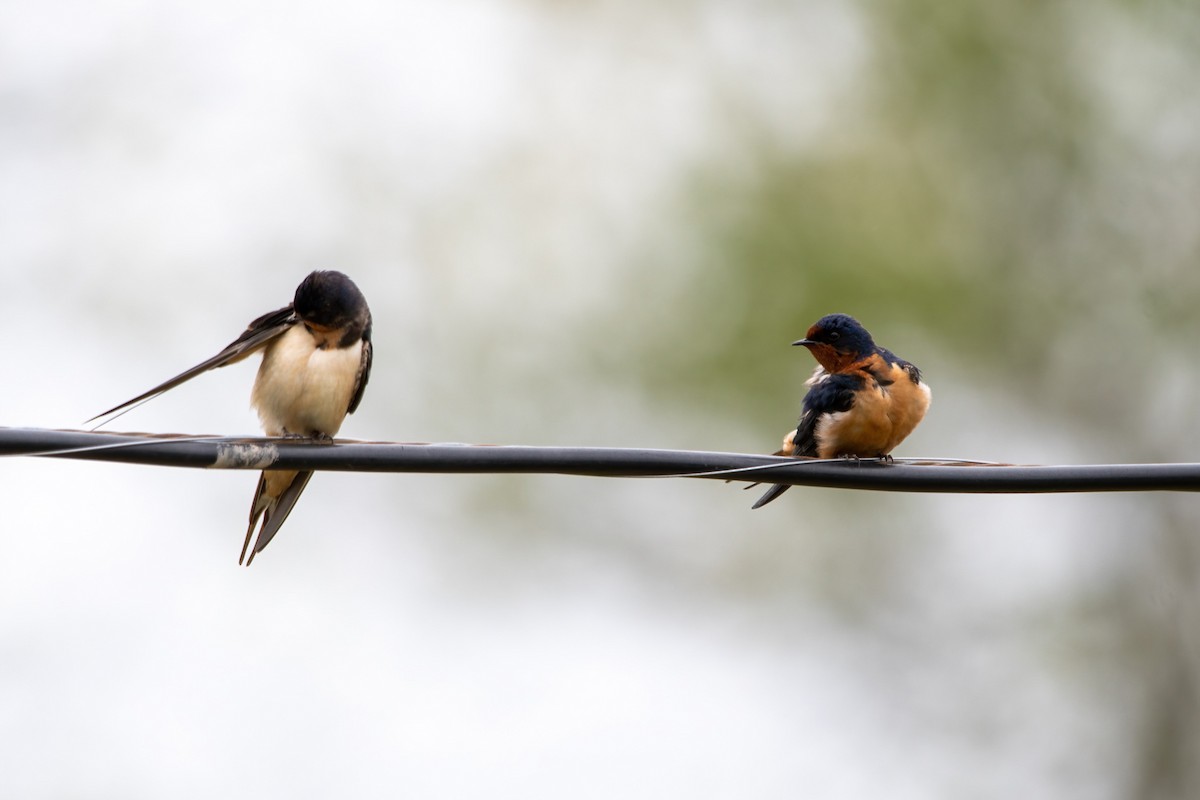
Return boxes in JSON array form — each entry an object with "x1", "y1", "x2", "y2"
[
  {"x1": 241, "y1": 470, "x2": 315, "y2": 565},
  {"x1": 751, "y1": 483, "x2": 790, "y2": 509}
]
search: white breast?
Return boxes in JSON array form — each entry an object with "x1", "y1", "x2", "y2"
[{"x1": 250, "y1": 325, "x2": 363, "y2": 437}]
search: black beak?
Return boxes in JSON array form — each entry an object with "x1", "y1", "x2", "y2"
[{"x1": 792, "y1": 338, "x2": 815, "y2": 347}]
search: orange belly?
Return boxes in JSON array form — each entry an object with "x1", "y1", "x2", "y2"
[{"x1": 814, "y1": 366, "x2": 930, "y2": 458}]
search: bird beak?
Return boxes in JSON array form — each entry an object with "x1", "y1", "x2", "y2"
[{"x1": 792, "y1": 338, "x2": 815, "y2": 347}]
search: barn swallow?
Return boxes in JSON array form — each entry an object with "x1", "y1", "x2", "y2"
[
  {"x1": 752, "y1": 313, "x2": 930, "y2": 509},
  {"x1": 90, "y1": 270, "x2": 373, "y2": 564}
]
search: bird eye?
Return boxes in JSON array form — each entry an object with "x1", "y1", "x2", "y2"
[{"x1": 827, "y1": 331, "x2": 840, "y2": 341}]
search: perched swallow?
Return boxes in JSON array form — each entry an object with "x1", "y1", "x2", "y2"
[
  {"x1": 752, "y1": 313, "x2": 930, "y2": 509},
  {"x1": 91, "y1": 270, "x2": 373, "y2": 564}
]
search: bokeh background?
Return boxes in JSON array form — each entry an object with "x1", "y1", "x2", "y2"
[{"x1": 4, "y1": 0, "x2": 1200, "y2": 797}]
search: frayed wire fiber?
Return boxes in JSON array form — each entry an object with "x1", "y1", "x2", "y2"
[{"x1": 3, "y1": 427, "x2": 1200, "y2": 494}]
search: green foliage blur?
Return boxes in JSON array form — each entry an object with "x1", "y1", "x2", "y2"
[{"x1": 615, "y1": 0, "x2": 1200, "y2": 463}]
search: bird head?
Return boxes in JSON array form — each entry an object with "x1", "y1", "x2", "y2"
[
  {"x1": 294, "y1": 270, "x2": 370, "y2": 332},
  {"x1": 793, "y1": 313, "x2": 876, "y2": 372}
]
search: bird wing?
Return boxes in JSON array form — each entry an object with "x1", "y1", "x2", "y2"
[
  {"x1": 347, "y1": 337, "x2": 373, "y2": 415},
  {"x1": 751, "y1": 373, "x2": 862, "y2": 509},
  {"x1": 874, "y1": 348, "x2": 927, "y2": 392},
  {"x1": 89, "y1": 305, "x2": 298, "y2": 424}
]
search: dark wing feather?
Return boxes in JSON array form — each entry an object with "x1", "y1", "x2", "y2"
[
  {"x1": 347, "y1": 337, "x2": 372, "y2": 415},
  {"x1": 789, "y1": 406, "x2": 822, "y2": 459},
  {"x1": 752, "y1": 373, "x2": 863, "y2": 509},
  {"x1": 88, "y1": 305, "x2": 297, "y2": 424},
  {"x1": 876, "y1": 347, "x2": 923, "y2": 384}
]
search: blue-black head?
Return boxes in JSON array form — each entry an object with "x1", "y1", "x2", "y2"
[
  {"x1": 793, "y1": 313, "x2": 876, "y2": 368},
  {"x1": 294, "y1": 270, "x2": 370, "y2": 330}
]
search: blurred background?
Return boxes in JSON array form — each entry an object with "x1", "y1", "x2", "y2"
[{"x1": 3, "y1": 0, "x2": 1200, "y2": 797}]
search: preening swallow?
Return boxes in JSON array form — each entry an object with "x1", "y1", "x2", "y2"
[
  {"x1": 752, "y1": 313, "x2": 930, "y2": 509},
  {"x1": 91, "y1": 270, "x2": 373, "y2": 564}
]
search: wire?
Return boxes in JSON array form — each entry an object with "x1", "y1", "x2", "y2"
[{"x1": 4, "y1": 426, "x2": 1199, "y2": 494}]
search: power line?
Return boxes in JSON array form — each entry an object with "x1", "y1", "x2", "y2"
[{"x1": 4, "y1": 427, "x2": 1198, "y2": 494}]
